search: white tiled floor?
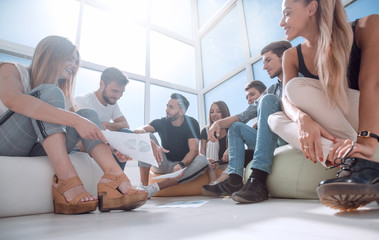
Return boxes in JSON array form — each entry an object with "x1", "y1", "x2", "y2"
[{"x1": 1, "y1": 196, "x2": 378, "y2": 240}]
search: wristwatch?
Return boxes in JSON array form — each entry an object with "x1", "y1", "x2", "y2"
[
  {"x1": 178, "y1": 161, "x2": 186, "y2": 168},
  {"x1": 358, "y1": 130, "x2": 379, "y2": 142}
]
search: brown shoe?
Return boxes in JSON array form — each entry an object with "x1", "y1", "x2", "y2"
[
  {"x1": 98, "y1": 173, "x2": 148, "y2": 212},
  {"x1": 52, "y1": 175, "x2": 98, "y2": 214}
]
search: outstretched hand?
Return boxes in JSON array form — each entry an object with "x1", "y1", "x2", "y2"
[
  {"x1": 151, "y1": 140, "x2": 169, "y2": 166},
  {"x1": 208, "y1": 122, "x2": 220, "y2": 142}
]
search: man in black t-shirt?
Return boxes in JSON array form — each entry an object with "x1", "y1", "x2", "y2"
[{"x1": 134, "y1": 93, "x2": 208, "y2": 198}]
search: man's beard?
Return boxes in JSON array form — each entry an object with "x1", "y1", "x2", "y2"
[
  {"x1": 167, "y1": 112, "x2": 180, "y2": 122},
  {"x1": 102, "y1": 90, "x2": 116, "y2": 105},
  {"x1": 270, "y1": 69, "x2": 282, "y2": 79}
]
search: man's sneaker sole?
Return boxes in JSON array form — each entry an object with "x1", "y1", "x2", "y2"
[
  {"x1": 231, "y1": 192, "x2": 268, "y2": 203},
  {"x1": 201, "y1": 188, "x2": 231, "y2": 197},
  {"x1": 317, "y1": 182, "x2": 379, "y2": 211}
]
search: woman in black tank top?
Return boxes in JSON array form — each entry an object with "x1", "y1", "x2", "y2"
[{"x1": 269, "y1": 0, "x2": 379, "y2": 211}]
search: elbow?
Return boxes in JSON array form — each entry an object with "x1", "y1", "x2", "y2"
[{"x1": 1, "y1": 95, "x2": 19, "y2": 111}]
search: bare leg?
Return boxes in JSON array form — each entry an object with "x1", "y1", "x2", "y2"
[
  {"x1": 157, "y1": 178, "x2": 178, "y2": 190},
  {"x1": 214, "y1": 173, "x2": 229, "y2": 184},
  {"x1": 208, "y1": 167, "x2": 217, "y2": 184},
  {"x1": 139, "y1": 167, "x2": 150, "y2": 186},
  {"x1": 42, "y1": 132, "x2": 96, "y2": 202}
]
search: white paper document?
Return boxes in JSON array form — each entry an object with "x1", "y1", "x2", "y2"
[
  {"x1": 101, "y1": 130, "x2": 158, "y2": 167},
  {"x1": 151, "y1": 168, "x2": 186, "y2": 180}
]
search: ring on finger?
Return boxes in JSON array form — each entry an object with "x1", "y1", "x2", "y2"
[{"x1": 303, "y1": 145, "x2": 309, "y2": 149}]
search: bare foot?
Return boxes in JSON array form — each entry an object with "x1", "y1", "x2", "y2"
[{"x1": 53, "y1": 182, "x2": 97, "y2": 203}]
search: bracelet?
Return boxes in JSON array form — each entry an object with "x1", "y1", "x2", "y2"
[
  {"x1": 178, "y1": 161, "x2": 185, "y2": 168},
  {"x1": 358, "y1": 130, "x2": 379, "y2": 142}
]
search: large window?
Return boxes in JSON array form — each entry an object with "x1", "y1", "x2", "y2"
[
  {"x1": 0, "y1": 0, "x2": 79, "y2": 48},
  {"x1": 345, "y1": 0, "x2": 379, "y2": 20},
  {"x1": 118, "y1": 80, "x2": 145, "y2": 130},
  {"x1": 201, "y1": 5, "x2": 245, "y2": 88},
  {"x1": 0, "y1": 53, "x2": 31, "y2": 66},
  {"x1": 151, "y1": 0, "x2": 193, "y2": 39},
  {"x1": 0, "y1": 0, "x2": 374, "y2": 130},
  {"x1": 197, "y1": 0, "x2": 229, "y2": 28},
  {"x1": 243, "y1": 0, "x2": 283, "y2": 58},
  {"x1": 150, "y1": 31, "x2": 196, "y2": 89},
  {"x1": 80, "y1": 5, "x2": 147, "y2": 76},
  {"x1": 204, "y1": 70, "x2": 248, "y2": 120}
]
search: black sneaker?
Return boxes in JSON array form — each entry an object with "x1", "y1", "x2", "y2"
[
  {"x1": 231, "y1": 176, "x2": 268, "y2": 203},
  {"x1": 201, "y1": 179, "x2": 243, "y2": 197},
  {"x1": 316, "y1": 157, "x2": 379, "y2": 211}
]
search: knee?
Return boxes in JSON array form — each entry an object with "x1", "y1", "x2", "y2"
[
  {"x1": 285, "y1": 78, "x2": 299, "y2": 100},
  {"x1": 285, "y1": 77, "x2": 313, "y2": 105},
  {"x1": 258, "y1": 94, "x2": 280, "y2": 111},
  {"x1": 31, "y1": 84, "x2": 65, "y2": 109},
  {"x1": 191, "y1": 155, "x2": 209, "y2": 171},
  {"x1": 267, "y1": 112, "x2": 282, "y2": 133},
  {"x1": 229, "y1": 122, "x2": 243, "y2": 133},
  {"x1": 197, "y1": 154, "x2": 208, "y2": 166},
  {"x1": 76, "y1": 109, "x2": 102, "y2": 129}
]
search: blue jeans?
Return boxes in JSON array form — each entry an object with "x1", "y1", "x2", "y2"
[
  {"x1": 228, "y1": 94, "x2": 282, "y2": 176},
  {"x1": 0, "y1": 84, "x2": 102, "y2": 156}
]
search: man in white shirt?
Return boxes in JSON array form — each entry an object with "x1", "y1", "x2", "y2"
[
  {"x1": 75, "y1": 67, "x2": 131, "y2": 169},
  {"x1": 75, "y1": 67, "x2": 130, "y2": 132}
]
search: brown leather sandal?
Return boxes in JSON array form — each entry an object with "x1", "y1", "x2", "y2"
[
  {"x1": 52, "y1": 175, "x2": 98, "y2": 214},
  {"x1": 98, "y1": 173, "x2": 148, "y2": 212}
]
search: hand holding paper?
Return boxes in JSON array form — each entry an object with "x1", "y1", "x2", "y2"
[
  {"x1": 113, "y1": 150, "x2": 133, "y2": 162},
  {"x1": 101, "y1": 130, "x2": 159, "y2": 167}
]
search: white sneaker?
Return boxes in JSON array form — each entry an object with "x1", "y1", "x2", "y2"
[{"x1": 137, "y1": 182, "x2": 160, "y2": 199}]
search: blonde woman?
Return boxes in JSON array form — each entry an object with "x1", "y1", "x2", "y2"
[
  {"x1": 268, "y1": 0, "x2": 379, "y2": 211},
  {"x1": 0, "y1": 36, "x2": 147, "y2": 214}
]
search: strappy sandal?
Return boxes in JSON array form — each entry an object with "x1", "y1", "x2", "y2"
[
  {"x1": 98, "y1": 173, "x2": 148, "y2": 212},
  {"x1": 52, "y1": 175, "x2": 98, "y2": 214}
]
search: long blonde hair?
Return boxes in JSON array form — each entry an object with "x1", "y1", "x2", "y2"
[
  {"x1": 29, "y1": 36, "x2": 80, "y2": 107},
  {"x1": 315, "y1": 0, "x2": 353, "y2": 112}
]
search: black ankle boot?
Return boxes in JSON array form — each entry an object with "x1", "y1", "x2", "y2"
[
  {"x1": 231, "y1": 169, "x2": 269, "y2": 203},
  {"x1": 316, "y1": 157, "x2": 379, "y2": 211}
]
